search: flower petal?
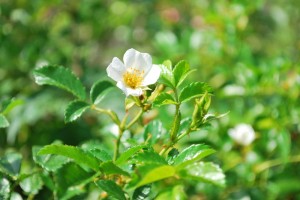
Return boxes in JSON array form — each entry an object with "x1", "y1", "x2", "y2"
[
  {"x1": 116, "y1": 81, "x2": 143, "y2": 96},
  {"x1": 141, "y1": 64, "x2": 161, "y2": 86},
  {"x1": 107, "y1": 57, "x2": 126, "y2": 81},
  {"x1": 123, "y1": 48, "x2": 152, "y2": 73}
]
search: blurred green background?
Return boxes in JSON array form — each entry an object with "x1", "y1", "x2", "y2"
[{"x1": 1, "y1": 0, "x2": 300, "y2": 199}]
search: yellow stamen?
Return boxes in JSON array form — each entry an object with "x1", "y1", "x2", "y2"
[{"x1": 123, "y1": 67, "x2": 144, "y2": 89}]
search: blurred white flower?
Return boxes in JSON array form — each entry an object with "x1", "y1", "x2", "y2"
[
  {"x1": 228, "y1": 123, "x2": 255, "y2": 146},
  {"x1": 106, "y1": 48, "x2": 161, "y2": 96}
]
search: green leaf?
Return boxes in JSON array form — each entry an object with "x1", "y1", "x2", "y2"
[
  {"x1": 153, "y1": 93, "x2": 177, "y2": 107},
  {"x1": 115, "y1": 145, "x2": 146, "y2": 165},
  {"x1": 32, "y1": 146, "x2": 69, "y2": 172},
  {"x1": 132, "y1": 185, "x2": 151, "y2": 200},
  {"x1": 166, "y1": 148, "x2": 179, "y2": 165},
  {"x1": 143, "y1": 120, "x2": 163, "y2": 144},
  {"x1": 156, "y1": 185, "x2": 187, "y2": 200},
  {"x1": 177, "y1": 118, "x2": 192, "y2": 136},
  {"x1": 0, "y1": 114, "x2": 9, "y2": 128},
  {"x1": 100, "y1": 161, "x2": 130, "y2": 176},
  {"x1": 95, "y1": 180, "x2": 126, "y2": 200},
  {"x1": 135, "y1": 165, "x2": 176, "y2": 188},
  {"x1": 173, "y1": 60, "x2": 190, "y2": 87},
  {"x1": 132, "y1": 151, "x2": 167, "y2": 165},
  {"x1": 179, "y1": 162, "x2": 225, "y2": 187},
  {"x1": 65, "y1": 100, "x2": 90, "y2": 122},
  {"x1": 1, "y1": 98, "x2": 23, "y2": 115},
  {"x1": 0, "y1": 152, "x2": 22, "y2": 177},
  {"x1": 33, "y1": 65, "x2": 86, "y2": 100},
  {"x1": 158, "y1": 64, "x2": 174, "y2": 88},
  {"x1": 19, "y1": 173, "x2": 43, "y2": 195},
  {"x1": 88, "y1": 149, "x2": 112, "y2": 162},
  {"x1": 90, "y1": 80, "x2": 114, "y2": 104},
  {"x1": 38, "y1": 144, "x2": 99, "y2": 171},
  {"x1": 173, "y1": 144, "x2": 216, "y2": 169},
  {"x1": 179, "y1": 82, "x2": 213, "y2": 103},
  {"x1": 0, "y1": 177, "x2": 10, "y2": 200}
]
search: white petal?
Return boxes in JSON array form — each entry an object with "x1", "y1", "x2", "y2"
[
  {"x1": 116, "y1": 81, "x2": 143, "y2": 96},
  {"x1": 123, "y1": 48, "x2": 152, "y2": 72},
  {"x1": 141, "y1": 64, "x2": 161, "y2": 86},
  {"x1": 106, "y1": 57, "x2": 126, "y2": 81}
]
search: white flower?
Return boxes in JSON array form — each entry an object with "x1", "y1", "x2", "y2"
[
  {"x1": 106, "y1": 48, "x2": 161, "y2": 96},
  {"x1": 228, "y1": 123, "x2": 255, "y2": 146}
]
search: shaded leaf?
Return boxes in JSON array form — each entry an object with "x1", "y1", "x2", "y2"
[
  {"x1": 0, "y1": 114, "x2": 9, "y2": 128},
  {"x1": 19, "y1": 173, "x2": 43, "y2": 195},
  {"x1": 95, "y1": 180, "x2": 126, "y2": 200},
  {"x1": 38, "y1": 144, "x2": 99, "y2": 171},
  {"x1": 143, "y1": 120, "x2": 163, "y2": 144},
  {"x1": 0, "y1": 152, "x2": 22, "y2": 177},
  {"x1": 179, "y1": 162, "x2": 225, "y2": 187},
  {"x1": 65, "y1": 100, "x2": 90, "y2": 122},
  {"x1": 90, "y1": 80, "x2": 114, "y2": 104},
  {"x1": 115, "y1": 145, "x2": 146, "y2": 165},
  {"x1": 88, "y1": 149, "x2": 112, "y2": 162},
  {"x1": 166, "y1": 148, "x2": 179, "y2": 165},
  {"x1": 173, "y1": 60, "x2": 190, "y2": 87},
  {"x1": 132, "y1": 184, "x2": 151, "y2": 200},
  {"x1": 179, "y1": 82, "x2": 213, "y2": 103},
  {"x1": 33, "y1": 65, "x2": 86, "y2": 100},
  {"x1": 173, "y1": 144, "x2": 215, "y2": 169},
  {"x1": 100, "y1": 161, "x2": 130, "y2": 176},
  {"x1": 153, "y1": 93, "x2": 177, "y2": 107}
]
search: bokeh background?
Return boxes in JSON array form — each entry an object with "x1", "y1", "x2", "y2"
[{"x1": 1, "y1": 0, "x2": 300, "y2": 199}]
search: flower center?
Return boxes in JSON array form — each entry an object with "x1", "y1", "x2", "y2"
[{"x1": 123, "y1": 68, "x2": 144, "y2": 89}]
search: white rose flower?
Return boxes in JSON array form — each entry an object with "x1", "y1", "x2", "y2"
[
  {"x1": 106, "y1": 48, "x2": 161, "y2": 96},
  {"x1": 228, "y1": 123, "x2": 255, "y2": 146}
]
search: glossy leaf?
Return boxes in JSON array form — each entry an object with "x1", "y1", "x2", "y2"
[
  {"x1": 173, "y1": 144, "x2": 215, "y2": 169},
  {"x1": 158, "y1": 64, "x2": 174, "y2": 88},
  {"x1": 143, "y1": 120, "x2": 163, "y2": 144},
  {"x1": 0, "y1": 114, "x2": 9, "y2": 128},
  {"x1": 132, "y1": 184, "x2": 151, "y2": 200},
  {"x1": 153, "y1": 93, "x2": 177, "y2": 107},
  {"x1": 90, "y1": 80, "x2": 114, "y2": 104},
  {"x1": 88, "y1": 149, "x2": 112, "y2": 162},
  {"x1": 100, "y1": 161, "x2": 130, "y2": 176},
  {"x1": 33, "y1": 65, "x2": 86, "y2": 100},
  {"x1": 38, "y1": 144, "x2": 100, "y2": 171},
  {"x1": 179, "y1": 162, "x2": 225, "y2": 187},
  {"x1": 0, "y1": 152, "x2": 22, "y2": 177},
  {"x1": 173, "y1": 60, "x2": 190, "y2": 87},
  {"x1": 179, "y1": 82, "x2": 213, "y2": 103},
  {"x1": 115, "y1": 145, "x2": 146, "y2": 165},
  {"x1": 64, "y1": 100, "x2": 90, "y2": 122},
  {"x1": 0, "y1": 177, "x2": 10, "y2": 200},
  {"x1": 166, "y1": 148, "x2": 179, "y2": 165},
  {"x1": 132, "y1": 151, "x2": 167, "y2": 165},
  {"x1": 135, "y1": 165, "x2": 176, "y2": 188},
  {"x1": 19, "y1": 173, "x2": 43, "y2": 195},
  {"x1": 95, "y1": 180, "x2": 126, "y2": 200},
  {"x1": 32, "y1": 146, "x2": 69, "y2": 172}
]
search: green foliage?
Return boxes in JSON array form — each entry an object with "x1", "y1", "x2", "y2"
[
  {"x1": 100, "y1": 161, "x2": 130, "y2": 176},
  {"x1": 64, "y1": 100, "x2": 90, "y2": 122},
  {"x1": 179, "y1": 82, "x2": 213, "y2": 103},
  {"x1": 95, "y1": 180, "x2": 126, "y2": 200},
  {"x1": 0, "y1": 114, "x2": 9, "y2": 128},
  {"x1": 115, "y1": 145, "x2": 146, "y2": 165},
  {"x1": 0, "y1": 152, "x2": 22, "y2": 178},
  {"x1": 143, "y1": 120, "x2": 163, "y2": 144},
  {"x1": 90, "y1": 80, "x2": 114, "y2": 104},
  {"x1": 19, "y1": 173, "x2": 43, "y2": 195},
  {"x1": 153, "y1": 93, "x2": 177, "y2": 107},
  {"x1": 0, "y1": 177, "x2": 10, "y2": 200},
  {"x1": 33, "y1": 66, "x2": 86, "y2": 100}
]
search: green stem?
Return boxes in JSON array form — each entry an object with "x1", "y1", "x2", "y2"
[
  {"x1": 114, "y1": 127, "x2": 124, "y2": 162},
  {"x1": 126, "y1": 109, "x2": 143, "y2": 129},
  {"x1": 91, "y1": 105, "x2": 121, "y2": 125},
  {"x1": 254, "y1": 155, "x2": 300, "y2": 173}
]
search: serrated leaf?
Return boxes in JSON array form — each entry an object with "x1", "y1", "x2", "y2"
[
  {"x1": 100, "y1": 161, "x2": 130, "y2": 176},
  {"x1": 115, "y1": 145, "x2": 146, "y2": 165},
  {"x1": 90, "y1": 80, "x2": 114, "y2": 104},
  {"x1": 65, "y1": 100, "x2": 90, "y2": 122},
  {"x1": 143, "y1": 120, "x2": 163, "y2": 144},
  {"x1": 33, "y1": 65, "x2": 86, "y2": 100},
  {"x1": 0, "y1": 152, "x2": 22, "y2": 177},
  {"x1": 132, "y1": 151, "x2": 167, "y2": 165},
  {"x1": 179, "y1": 82, "x2": 213, "y2": 103},
  {"x1": 38, "y1": 144, "x2": 99, "y2": 171},
  {"x1": 132, "y1": 184, "x2": 151, "y2": 200},
  {"x1": 19, "y1": 173, "x2": 43, "y2": 195},
  {"x1": 173, "y1": 144, "x2": 215, "y2": 169},
  {"x1": 153, "y1": 93, "x2": 177, "y2": 107},
  {"x1": 88, "y1": 149, "x2": 112, "y2": 162},
  {"x1": 95, "y1": 180, "x2": 126, "y2": 200},
  {"x1": 158, "y1": 64, "x2": 174, "y2": 88},
  {"x1": 0, "y1": 177, "x2": 10, "y2": 200},
  {"x1": 179, "y1": 162, "x2": 225, "y2": 187},
  {"x1": 173, "y1": 60, "x2": 190, "y2": 87},
  {"x1": 32, "y1": 146, "x2": 69, "y2": 172},
  {"x1": 0, "y1": 114, "x2": 9, "y2": 128},
  {"x1": 135, "y1": 165, "x2": 176, "y2": 188}
]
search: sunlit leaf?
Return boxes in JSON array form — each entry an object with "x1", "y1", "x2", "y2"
[
  {"x1": 132, "y1": 151, "x2": 167, "y2": 165},
  {"x1": 179, "y1": 162, "x2": 225, "y2": 187},
  {"x1": 33, "y1": 65, "x2": 86, "y2": 100},
  {"x1": 173, "y1": 144, "x2": 215, "y2": 169},
  {"x1": 38, "y1": 144, "x2": 99, "y2": 171},
  {"x1": 0, "y1": 114, "x2": 9, "y2": 128},
  {"x1": 87, "y1": 149, "x2": 112, "y2": 162},
  {"x1": 158, "y1": 64, "x2": 174, "y2": 88},
  {"x1": 90, "y1": 80, "x2": 114, "y2": 104},
  {"x1": 179, "y1": 82, "x2": 213, "y2": 103},
  {"x1": 19, "y1": 173, "x2": 43, "y2": 195},
  {"x1": 95, "y1": 180, "x2": 126, "y2": 200},
  {"x1": 64, "y1": 100, "x2": 90, "y2": 122},
  {"x1": 115, "y1": 144, "x2": 146, "y2": 165},
  {"x1": 173, "y1": 60, "x2": 191, "y2": 87},
  {"x1": 153, "y1": 93, "x2": 177, "y2": 107}
]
